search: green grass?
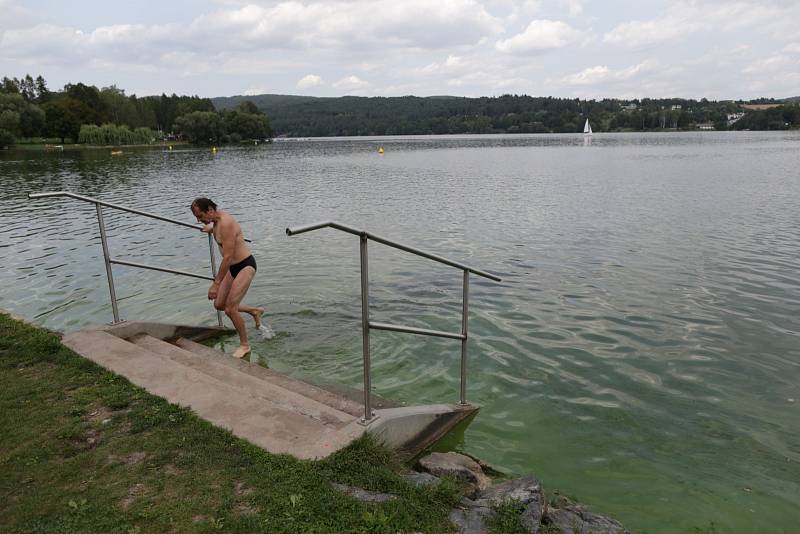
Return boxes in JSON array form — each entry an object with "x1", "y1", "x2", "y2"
[{"x1": 0, "y1": 313, "x2": 463, "y2": 533}]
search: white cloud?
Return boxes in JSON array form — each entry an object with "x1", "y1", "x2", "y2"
[
  {"x1": 603, "y1": 1, "x2": 794, "y2": 48},
  {"x1": 333, "y1": 75, "x2": 369, "y2": 90},
  {"x1": 0, "y1": 0, "x2": 37, "y2": 31},
  {"x1": 742, "y1": 55, "x2": 797, "y2": 74},
  {"x1": 559, "y1": 0, "x2": 583, "y2": 17},
  {"x1": 496, "y1": 19, "x2": 583, "y2": 54},
  {"x1": 562, "y1": 61, "x2": 656, "y2": 86},
  {"x1": 783, "y1": 42, "x2": 800, "y2": 54},
  {"x1": 421, "y1": 54, "x2": 466, "y2": 74},
  {"x1": 0, "y1": 0, "x2": 503, "y2": 69},
  {"x1": 603, "y1": 17, "x2": 695, "y2": 48},
  {"x1": 502, "y1": 0, "x2": 543, "y2": 24},
  {"x1": 297, "y1": 74, "x2": 322, "y2": 89},
  {"x1": 190, "y1": 0, "x2": 503, "y2": 50}
]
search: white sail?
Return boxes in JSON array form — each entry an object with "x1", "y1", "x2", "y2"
[{"x1": 583, "y1": 119, "x2": 592, "y2": 135}]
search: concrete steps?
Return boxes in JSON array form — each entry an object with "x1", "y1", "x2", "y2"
[
  {"x1": 172, "y1": 336, "x2": 366, "y2": 418},
  {"x1": 128, "y1": 334, "x2": 353, "y2": 427},
  {"x1": 60, "y1": 321, "x2": 479, "y2": 460}
]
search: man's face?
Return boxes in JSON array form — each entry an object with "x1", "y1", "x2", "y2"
[{"x1": 192, "y1": 206, "x2": 213, "y2": 224}]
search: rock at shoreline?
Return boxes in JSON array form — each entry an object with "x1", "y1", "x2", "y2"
[
  {"x1": 418, "y1": 452, "x2": 631, "y2": 534},
  {"x1": 418, "y1": 452, "x2": 492, "y2": 497},
  {"x1": 476, "y1": 476, "x2": 544, "y2": 533},
  {"x1": 544, "y1": 496, "x2": 631, "y2": 534},
  {"x1": 449, "y1": 497, "x2": 494, "y2": 534}
]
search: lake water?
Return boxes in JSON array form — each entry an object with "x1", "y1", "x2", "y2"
[{"x1": 2, "y1": 132, "x2": 799, "y2": 532}]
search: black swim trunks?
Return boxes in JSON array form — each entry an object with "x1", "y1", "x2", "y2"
[{"x1": 230, "y1": 255, "x2": 257, "y2": 279}]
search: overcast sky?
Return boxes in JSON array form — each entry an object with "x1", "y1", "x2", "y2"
[{"x1": 1, "y1": 0, "x2": 798, "y2": 100}]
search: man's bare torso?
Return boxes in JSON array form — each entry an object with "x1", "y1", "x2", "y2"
[{"x1": 212, "y1": 212, "x2": 252, "y2": 264}]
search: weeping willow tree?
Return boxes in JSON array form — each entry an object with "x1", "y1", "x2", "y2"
[{"x1": 78, "y1": 123, "x2": 155, "y2": 145}]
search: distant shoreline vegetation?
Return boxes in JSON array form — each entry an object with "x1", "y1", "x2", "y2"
[
  {"x1": 0, "y1": 75, "x2": 272, "y2": 149},
  {"x1": 2, "y1": 74, "x2": 798, "y2": 149},
  {"x1": 212, "y1": 94, "x2": 799, "y2": 138}
]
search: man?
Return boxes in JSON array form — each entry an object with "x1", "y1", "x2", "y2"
[{"x1": 190, "y1": 197, "x2": 267, "y2": 359}]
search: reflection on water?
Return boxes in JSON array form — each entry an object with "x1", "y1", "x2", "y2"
[{"x1": 2, "y1": 132, "x2": 800, "y2": 532}]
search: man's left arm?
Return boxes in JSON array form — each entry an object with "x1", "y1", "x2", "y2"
[{"x1": 208, "y1": 221, "x2": 235, "y2": 299}]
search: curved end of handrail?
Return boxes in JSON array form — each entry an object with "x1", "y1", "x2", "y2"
[{"x1": 286, "y1": 221, "x2": 335, "y2": 237}]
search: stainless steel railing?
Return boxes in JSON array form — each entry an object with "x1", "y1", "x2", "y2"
[
  {"x1": 286, "y1": 221, "x2": 501, "y2": 424},
  {"x1": 28, "y1": 191, "x2": 225, "y2": 326}
]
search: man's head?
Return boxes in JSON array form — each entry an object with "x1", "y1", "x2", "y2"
[{"x1": 191, "y1": 197, "x2": 218, "y2": 223}]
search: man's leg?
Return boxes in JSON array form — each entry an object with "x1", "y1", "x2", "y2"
[
  {"x1": 239, "y1": 303, "x2": 265, "y2": 328},
  {"x1": 214, "y1": 275, "x2": 263, "y2": 328},
  {"x1": 223, "y1": 267, "x2": 257, "y2": 358}
]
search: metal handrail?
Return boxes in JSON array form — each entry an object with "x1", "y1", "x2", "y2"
[
  {"x1": 29, "y1": 191, "x2": 201, "y2": 230},
  {"x1": 286, "y1": 220, "x2": 501, "y2": 424},
  {"x1": 287, "y1": 221, "x2": 501, "y2": 281},
  {"x1": 28, "y1": 191, "x2": 224, "y2": 326}
]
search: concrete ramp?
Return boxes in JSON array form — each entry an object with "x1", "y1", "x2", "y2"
[{"x1": 61, "y1": 321, "x2": 478, "y2": 459}]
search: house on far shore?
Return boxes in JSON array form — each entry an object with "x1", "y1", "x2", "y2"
[
  {"x1": 697, "y1": 122, "x2": 715, "y2": 130},
  {"x1": 622, "y1": 103, "x2": 638, "y2": 112},
  {"x1": 727, "y1": 112, "x2": 745, "y2": 126}
]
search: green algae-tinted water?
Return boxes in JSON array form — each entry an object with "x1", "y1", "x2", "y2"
[{"x1": 2, "y1": 132, "x2": 799, "y2": 532}]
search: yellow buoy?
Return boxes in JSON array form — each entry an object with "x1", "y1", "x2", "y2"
[
  {"x1": 378, "y1": 147, "x2": 384, "y2": 154},
  {"x1": 212, "y1": 146, "x2": 217, "y2": 153},
  {"x1": 168, "y1": 145, "x2": 173, "y2": 150}
]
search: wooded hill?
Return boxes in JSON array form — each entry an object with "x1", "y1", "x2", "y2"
[{"x1": 212, "y1": 94, "x2": 800, "y2": 137}]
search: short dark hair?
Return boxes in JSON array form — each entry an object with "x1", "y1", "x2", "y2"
[{"x1": 191, "y1": 197, "x2": 217, "y2": 212}]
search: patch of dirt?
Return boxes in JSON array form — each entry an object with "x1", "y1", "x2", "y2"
[
  {"x1": 87, "y1": 406, "x2": 115, "y2": 424},
  {"x1": 234, "y1": 481, "x2": 254, "y2": 496},
  {"x1": 105, "y1": 451, "x2": 147, "y2": 466},
  {"x1": 236, "y1": 503, "x2": 259, "y2": 516},
  {"x1": 124, "y1": 452, "x2": 147, "y2": 465},
  {"x1": 77, "y1": 428, "x2": 102, "y2": 449},
  {"x1": 163, "y1": 464, "x2": 180, "y2": 475},
  {"x1": 117, "y1": 419, "x2": 133, "y2": 433},
  {"x1": 120, "y1": 483, "x2": 147, "y2": 510},
  {"x1": 192, "y1": 515, "x2": 207, "y2": 523}
]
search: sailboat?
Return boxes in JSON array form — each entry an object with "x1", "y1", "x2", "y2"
[{"x1": 583, "y1": 118, "x2": 593, "y2": 136}]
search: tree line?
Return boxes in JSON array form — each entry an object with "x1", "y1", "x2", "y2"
[
  {"x1": 0, "y1": 74, "x2": 272, "y2": 148},
  {"x1": 3, "y1": 73, "x2": 797, "y2": 149},
  {"x1": 213, "y1": 94, "x2": 800, "y2": 137}
]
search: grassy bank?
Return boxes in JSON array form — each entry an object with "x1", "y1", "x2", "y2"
[{"x1": 0, "y1": 313, "x2": 465, "y2": 533}]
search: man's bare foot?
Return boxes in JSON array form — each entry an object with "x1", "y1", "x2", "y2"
[
  {"x1": 250, "y1": 307, "x2": 265, "y2": 329},
  {"x1": 232, "y1": 345, "x2": 251, "y2": 359}
]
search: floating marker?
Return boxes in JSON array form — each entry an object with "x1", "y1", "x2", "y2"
[{"x1": 378, "y1": 147, "x2": 384, "y2": 154}]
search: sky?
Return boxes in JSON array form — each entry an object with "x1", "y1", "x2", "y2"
[{"x1": 1, "y1": 0, "x2": 799, "y2": 100}]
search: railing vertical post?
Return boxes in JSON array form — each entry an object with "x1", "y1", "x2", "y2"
[
  {"x1": 460, "y1": 269, "x2": 469, "y2": 405},
  {"x1": 95, "y1": 203, "x2": 121, "y2": 324},
  {"x1": 208, "y1": 233, "x2": 224, "y2": 327},
  {"x1": 359, "y1": 234, "x2": 373, "y2": 424}
]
